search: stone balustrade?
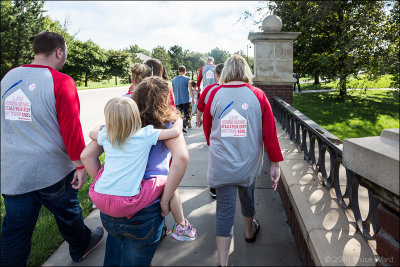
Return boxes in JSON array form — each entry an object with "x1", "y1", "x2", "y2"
[
  {"x1": 343, "y1": 128, "x2": 399, "y2": 266},
  {"x1": 272, "y1": 96, "x2": 392, "y2": 266}
]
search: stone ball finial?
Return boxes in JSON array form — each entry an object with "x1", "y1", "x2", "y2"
[{"x1": 262, "y1": 15, "x2": 282, "y2": 32}]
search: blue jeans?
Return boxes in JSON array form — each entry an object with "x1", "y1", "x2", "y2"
[
  {"x1": 100, "y1": 202, "x2": 165, "y2": 266},
  {"x1": 0, "y1": 171, "x2": 91, "y2": 266}
]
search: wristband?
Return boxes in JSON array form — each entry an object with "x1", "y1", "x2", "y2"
[{"x1": 76, "y1": 165, "x2": 85, "y2": 170}]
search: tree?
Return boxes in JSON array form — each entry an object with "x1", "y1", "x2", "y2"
[
  {"x1": 184, "y1": 51, "x2": 207, "y2": 80},
  {"x1": 209, "y1": 47, "x2": 231, "y2": 64},
  {"x1": 63, "y1": 39, "x2": 107, "y2": 86},
  {"x1": 152, "y1": 45, "x2": 172, "y2": 77},
  {"x1": 0, "y1": 0, "x2": 46, "y2": 78},
  {"x1": 168, "y1": 45, "x2": 185, "y2": 75},
  {"x1": 104, "y1": 49, "x2": 131, "y2": 85},
  {"x1": 124, "y1": 44, "x2": 147, "y2": 63},
  {"x1": 243, "y1": 1, "x2": 395, "y2": 96}
]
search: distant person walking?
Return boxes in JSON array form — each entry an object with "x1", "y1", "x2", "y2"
[
  {"x1": 0, "y1": 31, "x2": 103, "y2": 266},
  {"x1": 202, "y1": 55, "x2": 283, "y2": 266},
  {"x1": 196, "y1": 63, "x2": 224, "y2": 199},
  {"x1": 143, "y1": 58, "x2": 176, "y2": 106},
  {"x1": 125, "y1": 63, "x2": 152, "y2": 97},
  {"x1": 171, "y1": 65, "x2": 194, "y2": 132},
  {"x1": 196, "y1": 56, "x2": 217, "y2": 91}
]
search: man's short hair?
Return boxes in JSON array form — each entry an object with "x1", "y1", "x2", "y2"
[
  {"x1": 33, "y1": 31, "x2": 66, "y2": 56},
  {"x1": 178, "y1": 65, "x2": 186, "y2": 73},
  {"x1": 207, "y1": 57, "x2": 214, "y2": 63}
]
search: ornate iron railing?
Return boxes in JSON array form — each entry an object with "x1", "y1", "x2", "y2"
[{"x1": 272, "y1": 96, "x2": 378, "y2": 240}]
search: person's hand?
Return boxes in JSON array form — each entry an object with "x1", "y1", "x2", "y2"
[
  {"x1": 270, "y1": 163, "x2": 280, "y2": 192},
  {"x1": 172, "y1": 117, "x2": 183, "y2": 132},
  {"x1": 71, "y1": 168, "x2": 87, "y2": 189},
  {"x1": 196, "y1": 116, "x2": 203, "y2": 127},
  {"x1": 192, "y1": 99, "x2": 195, "y2": 104},
  {"x1": 160, "y1": 199, "x2": 170, "y2": 217}
]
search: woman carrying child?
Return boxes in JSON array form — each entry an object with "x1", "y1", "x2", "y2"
[{"x1": 81, "y1": 76, "x2": 197, "y2": 266}]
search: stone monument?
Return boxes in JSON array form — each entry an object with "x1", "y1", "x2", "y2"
[{"x1": 248, "y1": 15, "x2": 300, "y2": 104}]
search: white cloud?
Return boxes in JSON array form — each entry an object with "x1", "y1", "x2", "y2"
[{"x1": 44, "y1": 1, "x2": 262, "y2": 56}]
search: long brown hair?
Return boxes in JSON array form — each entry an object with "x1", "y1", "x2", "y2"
[
  {"x1": 144, "y1": 58, "x2": 169, "y2": 81},
  {"x1": 132, "y1": 76, "x2": 180, "y2": 128}
]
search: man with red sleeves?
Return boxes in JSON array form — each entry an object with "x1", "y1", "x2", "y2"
[{"x1": 0, "y1": 31, "x2": 103, "y2": 266}]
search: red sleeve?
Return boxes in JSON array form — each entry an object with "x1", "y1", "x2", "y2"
[
  {"x1": 50, "y1": 69, "x2": 85, "y2": 161},
  {"x1": 248, "y1": 85, "x2": 283, "y2": 162},
  {"x1": 202, "y1": 86, "x2": 222, "y2": 146},
  {"x1": 197, "y1": 83, "x2": 215, "y2": 112},
  {"x1": 196, "y1": 66, "x2": 204, "y2": 88},
  {"x1": 169, "y1": 89, "x2": 176, "y2": 107}
]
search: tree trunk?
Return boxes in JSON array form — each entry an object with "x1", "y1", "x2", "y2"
[
  {"x1": 85, "y1": 72, "x2": 88, "y2": 87},
  {"x1": 314, "y1": 75, "x2": 320, "y2": 84},
  {"x1": 115, "y1": 76, "x2": 117, "y2": 85},
  {"x1": 339, "y1": 74, "x2": 347, "y2": 97}
]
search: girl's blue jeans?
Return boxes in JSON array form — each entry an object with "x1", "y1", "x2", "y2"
[{"x1": 100, "y1": 202, "x2": 165, "y2": 266}]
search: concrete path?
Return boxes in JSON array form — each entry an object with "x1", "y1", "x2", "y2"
[{"x1": 43, "y1": 90, "x2": 302, "y2": 266}]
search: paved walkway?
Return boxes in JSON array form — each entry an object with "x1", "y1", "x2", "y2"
[{"x1": 43, "y1": 117, "x2": 302, "y2": 266}]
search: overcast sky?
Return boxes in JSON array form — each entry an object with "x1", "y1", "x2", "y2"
[{"x1": 44, "y1": 1, "x2": 269, "y2": 57}]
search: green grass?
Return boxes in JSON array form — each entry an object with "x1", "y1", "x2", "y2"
[
  {"x1": 77, "y1": 78, "x2": 130, "y2": 90},
  {"x1": 292, "y1": 89, "x2": 399, "y2": 140},
  {"x1": 299, "y1": 74, "x2": 394, "y2": 91},
  {"x1": 0, "y1": 153, "x2": 104, "y2": 266}
]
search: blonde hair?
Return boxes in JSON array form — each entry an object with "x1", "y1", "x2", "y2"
[
  {"x1": 219, "y1": 54, "x2": 253, "y2": 84},
  {"x1": 131, "y1": 63, "x2": 152, "y2": 85},
  {"x1": 104, "y1": 97, "x2": 142, "y2": 148}
]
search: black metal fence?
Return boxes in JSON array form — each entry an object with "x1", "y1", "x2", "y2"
[{"x1": 272, "y1": 96, "x2": 379, "y2": 240}]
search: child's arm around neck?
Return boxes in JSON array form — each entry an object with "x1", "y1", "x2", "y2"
[
  {"x1": 89, "y1": 124, "x2": 105, "y2": 141},
  {"x1": 158, "y1": 117, "x2": 183, "y2": 140}
]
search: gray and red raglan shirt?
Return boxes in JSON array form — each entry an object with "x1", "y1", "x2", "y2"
[
  {"x1": 197, "y1": 83, "x2": 220, "y2": 112},
  {"x1": 1, "y1": 64, "x2": 85, "y2": 195},
  {"x1": 202, "y1": 83, "x2": 284, "y2": 188}
]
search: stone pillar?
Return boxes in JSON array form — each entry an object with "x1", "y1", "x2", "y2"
[
  {"x1": 343, "y1": 128, "x2": 400, "y2": 267},
  {"x1": 248, "y1": 15, "x2": 300, "y2": 104}
]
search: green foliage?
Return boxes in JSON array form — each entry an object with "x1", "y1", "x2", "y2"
[
  {"x1": 300, "y1": 74, "x2": 394, "y2": 91},
  {"x1": 103, "y1": 49, "x2": 131, "y2": 85},
  {"x1": 0, "y1": 0, "x2": 46, "y2": 78},
  {"x1": 63, "y1": 39, "x2": 107, "y2": 86},
  {"x1": 293, "y1": 90, "x2": 399, "y2": 140},
  {"x1": 184, "y1": 51, "x2": 207, "y2": 80},
  {"x1": 168, "y1": 45, "x2": 185, "y2": 74},
  {"x1": 243, "y1": 1, "x2": 398, "y2": 94},
  {"x1": 209, "y1": 47, "x2": 231, "y2": 64},
  {"x1": 151, "y1": 45, "x2": 172, "y2": 75}
]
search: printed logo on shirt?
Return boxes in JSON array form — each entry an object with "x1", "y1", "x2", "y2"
[
  {"x1": 205, "y1": 69, "x2": 214, "y2": 79},
  {"x1": 4, "y1": 89, "x2": 32, "y2": 121},
  {"x1": 221, "y1": 109, "x2": 247, "y2": 137},
  {"x1": 242, "y1": 103, "x2": 248, "y2": 110},
  {"x1": 28, "y1": 83, "x2": 36, "y2": 91}
]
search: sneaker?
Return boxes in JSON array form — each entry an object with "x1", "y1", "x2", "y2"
[
  {"x1": 78, "y1": 226, "x2": 104, "y2": 262},
  {"x1": 187, "y1": 123, "x2": 192, "y2": 129},
  {"x1": 170, "y1": 219, "x2": 197, "y2": 241},
  {"x1": 182, "y1": 128, "x2": 187, "y2": 133},
  {"x1": 210, "y1": 187, "x2": 216, "y2": 199}
]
